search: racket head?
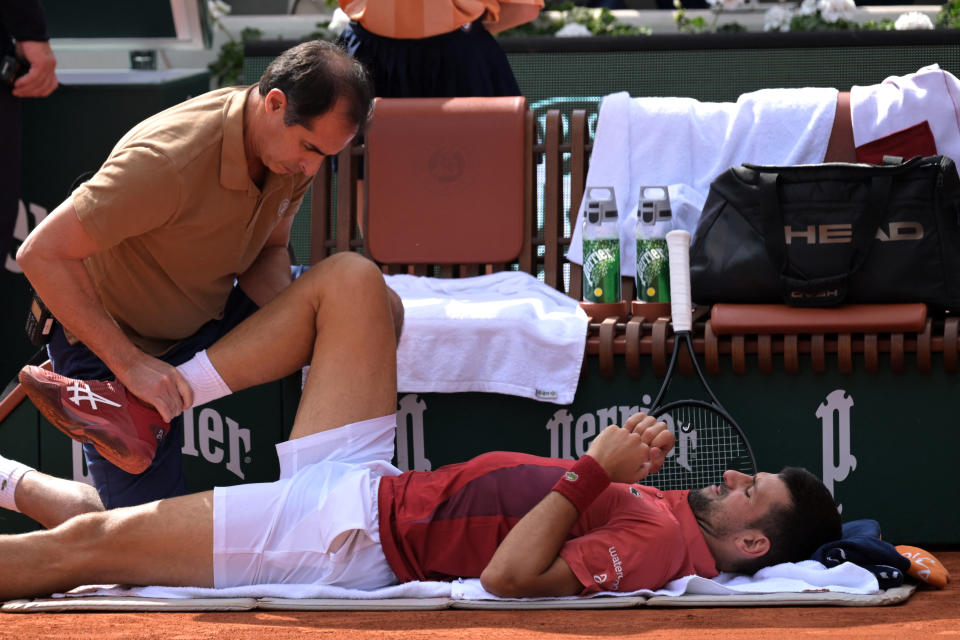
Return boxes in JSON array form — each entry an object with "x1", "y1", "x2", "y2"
[{"x1": 642, "y1": 399, "x2": 758, "y2": 491}]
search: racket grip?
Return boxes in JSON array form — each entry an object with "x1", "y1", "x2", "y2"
[{"x1": 666, "y1": 230, "x2": 692, "y2": 332}]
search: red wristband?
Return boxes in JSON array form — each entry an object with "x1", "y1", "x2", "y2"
[{"x1": 551, "y1": 455, "x2": 610, "y2": 514}]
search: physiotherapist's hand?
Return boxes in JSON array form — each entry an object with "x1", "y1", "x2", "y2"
[
  {"x1": 119, "y1": 355, "x2": 194, "y2": 423},
  {"x1": 12, "y1": 40, "x2": 58, "y2": 98}
]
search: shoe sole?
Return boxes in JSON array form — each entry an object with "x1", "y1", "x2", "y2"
[{"x1": 18, "y1": 369, "x2": 151, "y2": 475}]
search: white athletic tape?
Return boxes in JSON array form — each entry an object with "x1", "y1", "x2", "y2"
[{"x1": 666, "y1": 230, "x2": 692, "y2": 332}]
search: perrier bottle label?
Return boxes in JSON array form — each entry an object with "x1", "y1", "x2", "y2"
[
  {"x1": 582, "y1": 238, "x2": 621, "y2": 303},
  {"x1": 636, "y1": 238, "x2": 670, "y2": 302}
]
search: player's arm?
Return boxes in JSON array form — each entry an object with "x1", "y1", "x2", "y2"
[
  {"x1": 481, "y1": 415, "x2": 673, "y2": 597},
  {"x1": 236, "y1": 205, "x2": 296, "y2": 307},
  {"x1": 480, "y1": 492, "x2": 583, "y2": 598},
  {"x1": 16, "y1": 199, "x2": 192, "y2": 420}
]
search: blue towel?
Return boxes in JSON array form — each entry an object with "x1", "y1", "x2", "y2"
[{"x1": 811, "y1": 519, "x2": 910, "y2": 589}]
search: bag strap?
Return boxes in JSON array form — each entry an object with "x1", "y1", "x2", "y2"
[{"x1": 757, "y1": 169, "x2": 893, "y2": 306}]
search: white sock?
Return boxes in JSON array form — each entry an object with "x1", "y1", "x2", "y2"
[
  {"x1": 0, "y1": 455, "x2": 35, "y2": 513},
  {"x1": 177, "y1": 350, "x2": 232, "y2": 409}
]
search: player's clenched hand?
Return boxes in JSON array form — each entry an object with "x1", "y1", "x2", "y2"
[
  {"x1": 117, "y1": 355, "x2": 194, "y2": 423},
  {"x1": 623, "y1": 412, "x2": 674, "y2": 475},
  {"x1": 586, "y1": 424, "x2": 653, "y2": 484}
]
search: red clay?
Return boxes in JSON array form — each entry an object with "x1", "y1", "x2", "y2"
[{"x1": 0, "y1": 552, "x2": 956, "y2": 640}]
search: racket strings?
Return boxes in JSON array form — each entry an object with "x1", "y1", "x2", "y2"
[{"x1": 641, "y1": 404, "x2": 755, "y2": 491}]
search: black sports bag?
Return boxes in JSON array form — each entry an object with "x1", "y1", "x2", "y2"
[{"x1": 689, "y1": 155, "x2": 960, "y2": 310}]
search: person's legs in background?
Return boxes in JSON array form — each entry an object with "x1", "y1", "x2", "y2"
[{"x1": 0, "y1": 85, "x2": 22, "y2": 267}]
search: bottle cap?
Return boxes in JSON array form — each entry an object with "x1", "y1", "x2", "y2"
[
  {"x1": 585, "y1": 186, "x2": 617, "y2": 223},
  {"x1": 638, "y1": 185, "x2": 672, "y2": 225}
]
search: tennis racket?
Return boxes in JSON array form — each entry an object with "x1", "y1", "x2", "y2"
[{"x1": 640, "y1": 229, "x2": 758, "y2": 491}]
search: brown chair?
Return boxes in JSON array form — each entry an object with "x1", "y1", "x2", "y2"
[
  {"x1": 364, "y1": 97, "x2": 528, "y2": 268},
  {"x1": 310, "y1": 99, "x2": 593, "y2": 288}
]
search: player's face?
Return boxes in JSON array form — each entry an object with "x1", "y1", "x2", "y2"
[
  {"x1": 261, "y1": 94, "x2": 357, "y2": 178},
  {"x1": 689, "y1": 471, "x2": 792, "y2": 538}
]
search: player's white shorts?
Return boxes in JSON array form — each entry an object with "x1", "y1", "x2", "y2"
[{"x1": 213, "y1": 415, "x2": 401, "y2": 589}]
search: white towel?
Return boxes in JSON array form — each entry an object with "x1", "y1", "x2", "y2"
[
  {"x1": 453, "y1": 560, "x2": 879, "y2": 600},
  {"x1": 567, "y1": 87, "x2": 838, "y2": 276},
  {"x1": 56, "y1": 581, "x2": 453, "y2": 601},
  {"x1": 386, "y1": 271, "x2": 588, "y2": 405},
  {"x1": 56, "y1": 560, "x2": 877, "y2": 601},
  {"x1": 851, "y1": 63, "x2": 960, "y2": 167}
]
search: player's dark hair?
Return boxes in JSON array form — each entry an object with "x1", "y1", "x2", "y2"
[
  {"x1": 730, "y1": 467, "x2": 842, "y2": 575},
  {"x1": 259, "y1": 40, "x2": 374, "y2": 134}
]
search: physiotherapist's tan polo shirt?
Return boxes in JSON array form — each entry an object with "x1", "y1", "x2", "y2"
[{"x1": 72, "y1": 86, "x2": 311, "y2": 355}]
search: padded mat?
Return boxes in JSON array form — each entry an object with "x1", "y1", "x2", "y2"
[{"x1": 1, "y1": 586, "x2": 914, "y2": 613}]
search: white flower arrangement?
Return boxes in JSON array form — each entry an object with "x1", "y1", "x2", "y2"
[
  {"x1": 894, "y1": 11, "x2": 935, "y2": 30},
  {"x1": 763, "y1": 5, "x2": 794, "y2": 31},
  {"x1": 207, "y1": 0, "x2": 231, "y2": 21},
  {"x1": 797, "y1": 0, "x2": 819, "y2": 16},
  {"x1": 706, "y1": 0, "x2": 745, "y2": 11},
  {"x1": 555, "y1": 22, "x2": 594, "y2": 37},
  {"x1": 758, "y1": 0, "x2": 936, "y2": 33},
  {"x1": 818, "y1": 0, "x2": 857, "y2": 23}
]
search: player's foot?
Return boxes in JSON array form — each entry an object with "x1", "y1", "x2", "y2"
[{"x1": 18, "y1": 366, "x2": 169, "y2": 475}]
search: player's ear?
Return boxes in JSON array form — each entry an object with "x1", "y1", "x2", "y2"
[{"x1": 734, "y1": 530, "x2": 770, "y2": 558}]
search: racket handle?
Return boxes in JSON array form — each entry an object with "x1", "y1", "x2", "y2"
[{"x1": 666, "y1": 230, "x2": 692, "y2": 332}]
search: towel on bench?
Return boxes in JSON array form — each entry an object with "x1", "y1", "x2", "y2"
[
  {"x1": 386, "y1": 271, "x2": 588, "y2": 405},
  {"x1": 568, "y1": 65, "x2": 960, "y2": 280},
  {"x1": 567, "y1": 87, "x2": 838, "y2": 277}
]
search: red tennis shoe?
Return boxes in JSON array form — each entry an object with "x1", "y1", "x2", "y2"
[{"x1": 18, "y1": 365, "x2": 170, "y2": 475}]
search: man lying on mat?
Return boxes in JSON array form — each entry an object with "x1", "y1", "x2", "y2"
[{"x1": 0, "y1": 254, "x2": 840, "y2": 600}]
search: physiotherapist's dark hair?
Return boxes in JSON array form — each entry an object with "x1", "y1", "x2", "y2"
[
  {"x1": 259, "y1": 40, "x2": 374, "y2": 134},
  {"x1": 730, "y1": 467, "x2": 842, "y2": 575}
]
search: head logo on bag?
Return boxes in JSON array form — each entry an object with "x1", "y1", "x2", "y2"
[
  {"x1": 690, "y1": 154, "x2": 960, "y2": 310},
  {"x1": 784, "y1": 222, "x2": 924, "y2": 245}
]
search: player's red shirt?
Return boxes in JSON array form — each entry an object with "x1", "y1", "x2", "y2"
[{"x1": 377, "y1": 452, "x2": 718, "y2": 593}]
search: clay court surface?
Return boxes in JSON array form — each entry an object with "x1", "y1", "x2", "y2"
[{"x1": 0, "y1": 552, "x2": 954, "y2": 640}]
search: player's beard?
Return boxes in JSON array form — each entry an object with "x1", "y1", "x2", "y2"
[{"x1": 687, "y1": 486, "x2": 733, "y2": 540}]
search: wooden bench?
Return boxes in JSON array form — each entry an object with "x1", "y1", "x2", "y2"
[{"x1": 307, "y1": 98, "x2": 960, "y2": 379}]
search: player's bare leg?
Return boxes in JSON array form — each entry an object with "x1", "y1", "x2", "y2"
[
  {"x1": 11, "y1": 470, "x2": 103, "y2": 529},
  {"x1": 205, "y1": 252, "x2": 399, "y2": 438},
  {"x1": 0, "y1": 491, "x2": 213, "y2": 600}
]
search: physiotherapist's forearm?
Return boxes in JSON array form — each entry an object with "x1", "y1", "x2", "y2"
[
  {"x1": 21, "y1": 255, "x2": 151, "y2": 377},
  {"x1": 16, "y1": 202, "x2": 193, "y2": 419},
  {"x1": 236, "y1": 245, "x2": 293, "y2": 308},
  {"x1": 18, "y1": 235, "x2": 142, "y2": 377}
]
